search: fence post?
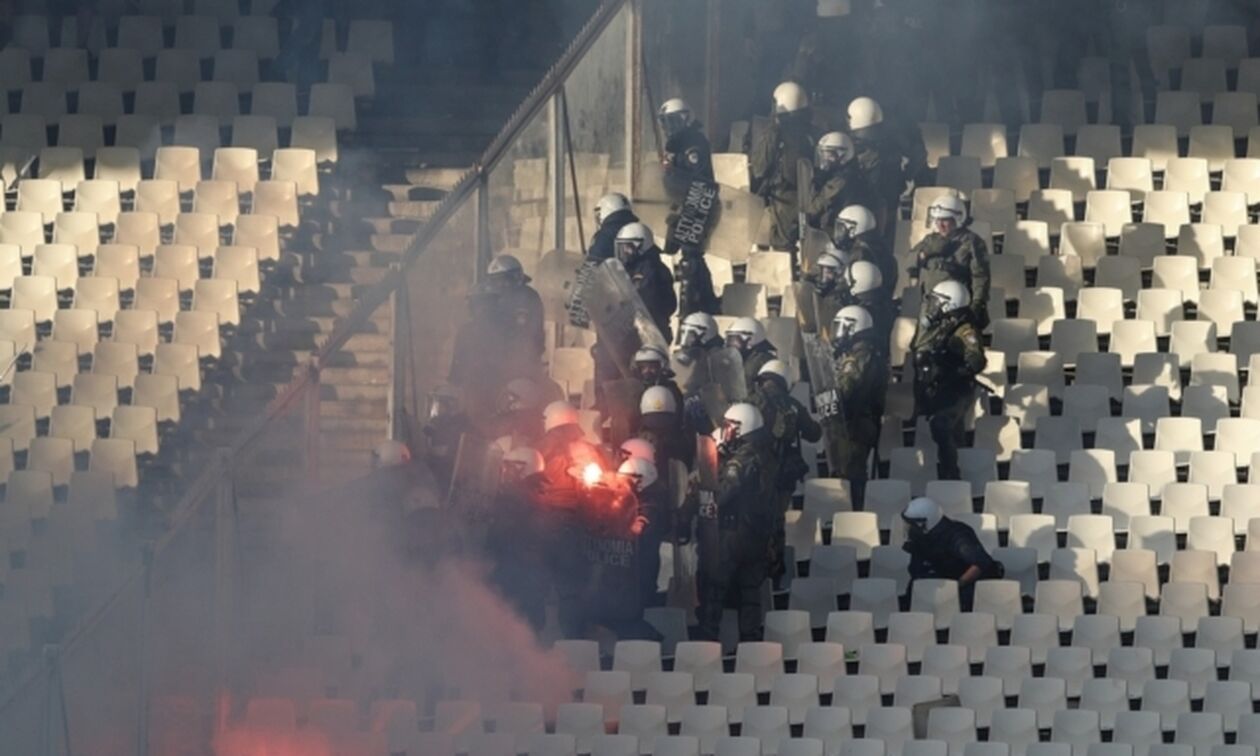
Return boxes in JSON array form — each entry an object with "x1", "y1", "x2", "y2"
[
  {"x1": 626, "y1": 0, "x2": 641, "y2": 197},
  {"x1": 213, "y1": 449, "x2": 238, "y2": 698},
  {"x1": 136, "y1": 542, "x2": 155, "y2": 756},
  {"x1": 550, "y1": 93, "x2": 566, "y2": 252},
  {"x1": 304, "y1": 357, "x2": 322, "y2": 481}
]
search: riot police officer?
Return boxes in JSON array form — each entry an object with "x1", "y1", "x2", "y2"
[
  {"x1": 677, "y1": 311, "x2": 724, "y2": 358},
  {"x1": 913, "y1": 195, "x2": 992, "y2": 329},
  {"x1": 751, "y1": 82, "x2": 816, "y2": 250},
  {"x1": 451, "y1": 254, "x2": 546, "y2": 390},
  {"x1": 911, "y1": 280, "x2": 985, "y2": 481},
  {"x1": 618, "y1": 456, "x2": 672, "y2": 612},
  {"x1": 632, "y1": 345, "x2": 687, "y2": 417},
  {"x1": 674, "y1": 311, "x2": 725, "y2": 433},
  {"x1": 589, "y1": 193, "x2": 640, "y2": 262},
  {"x1": 806, "y1": 249, "x2": 847, "y2": 332},
  {"x1": 636, "y1": 384, "x2": 694, "y2": 473},
  {"x1": 846, "y1": 96, "x2": 927, "y2": 233},
  {"x1": 487, "y1": 447, "x2": 549, "y2": 629},
  {"x1": 615, "y1": 222, "x2": 678, "y2": 343},
  {"x1": 841, "y1": 260, "x2": 894, "y2": 357},
  {"x1": 821, "y1": 305, "x2": 888, "y2": 504},
  {"x1": 804, "y1": 131, "x2": 870, "y2": 231},
  {"x1": 902, "y1": 496, "x2": 1004, "y2": 607},
  {"x1": 831, "y1": 204, "x2": 898, "y2": 299},
  {"x1": 725, "y1": 317, "x2": 778, "y2": 393},
  {"x1": 659, "y1": 98, "x2": 721, "y2": 318},
  {"x1": 750, "y1": 359, "x2": 822, "y2": 583},
  {"x1": 693, "y1": 403, "x2": 775, "y2": 642}
]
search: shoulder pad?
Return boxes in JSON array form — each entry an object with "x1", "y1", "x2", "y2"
[{"x1": 685, "y1": 147, "x2": 703, "y2": 166}]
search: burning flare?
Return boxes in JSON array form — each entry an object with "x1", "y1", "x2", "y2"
[{"x1": 582, "y1": 462, "x2": 603, "y2": 487}]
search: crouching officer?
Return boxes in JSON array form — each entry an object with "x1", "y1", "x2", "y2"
[
  {"x1": 912, "y1": 280, "x2": 985, "y2": 481},
  {"x1": 902, "y1": 496, "x2": 1004, "y2": 608},
  {"x1": 821, "y1": 305, "x2": 888, "y2": 505},
  {"x1": 692, "y1": 403, "x2": 775, "y2": 642}
]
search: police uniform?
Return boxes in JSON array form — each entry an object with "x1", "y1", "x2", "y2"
[
  {"x1": 750, "y1": 377, "x2": 823, "y2": 579},
  {"x1": 663, "y1": 124, "x2": 721, "y2": 316},
  {"x1": 852, "y1": 125, "x2": 927, "y2": 233},
  {"x1": 914, "y1": 226, "x2": 992, "y2": 329},
  {"x1": 823, "y1": 334, "x2": 888, "y2": 500},
  {"x1": 911, "y1": 310, "x2": 986, "y2": 480},
  {"x1": 804, "y1": 162, "x2": 872, "y2": 231},
  {"x1": 751, "y1": 114, "x2": 815, "y2": 248},
  {"x1": 844, "y1": 232, "x2": 899, "y2": 301},
  {"x1": 589, "y1": 208, "x2": 640, "y2": 262},
  {"x1": 741, "y1": 342, "x2": 778, "y2": 394},
  {"x1": 694, "y1": 439, "x2": 775, "y2": 642},
  {"x1": 451, "y1": 281, "x2": 546, "y2": 393},
  {"x1": 624, "y1": 249, "x2": 678, "y2": 344},
  {"x1": 904, "y1": 515, "x2": 1004, "y2": 607}
]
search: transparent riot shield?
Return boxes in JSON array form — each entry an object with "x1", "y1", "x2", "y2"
[
  {"x1": 706, "y1": 185, "x2": 764, "y2": 266},
  {"x1": 699, "y1": 346, "x2": 747, "y2": 424},
  {"x1": 793, "y1": 281, "x2": 821, "y2": 334},
  {"x1": 671, "y1": 348, "x2": 711, "y2": 396},
  {"x1": 447, "y1": 432, "x2": 499, "y2": 507},
  {"x1": 802, "y1": 333, "x2": 839, "y2": 471},
  {"x1": 800, "y1": 228, "x2": 831, "y2": 272},
  {"x1": 534, "y1": 248, "x2": 586, "y2": 323},
  {"x1": 584, "y1": 258, "x2": 670, "y2": 376},
  {"x1": 797, "y1": 157, "x2": 813, "y2": 248}
]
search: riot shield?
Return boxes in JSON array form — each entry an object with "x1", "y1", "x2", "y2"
[
  {"x1": 533, "y1": 248, "x2": 586, "y2": 323},
  {"x1": 706, "y1": 185, "x2": 764, "y2": 266},
  {"x1": 584, "y1": 259, "x2": 670, "y2": 377},
  {"x1": 709, "y1": 346, "x2": 747, "y2": 404},
  {"x1": 793, "y1": 281, "x2": 821, "y2": 334},
  {"x1": 447, "y1": 432, "x2": 499, "y2": 506},
  {"x1": 797, "y1": 157, "x2": 813, "y2": 246},
  {"x1": 800, "y1": 228, "x2": 831, "y2": 273},
  {"x1": 802, "y1": 333, "x2": 839, "y2": 472},
  {"x1": 601, "y1": 378, "x2": 643, "y2": 447},
  {"x1": 763, "y1": 317, "x2": 802, "y2": 360},
  {"x1": 664, "y1": 179, "x2": 720, "y2": 253},
  {"x1": 671, "y1": 348, "x2": 711, "y2": 396},
  {"x1": 564, "y1": 259, "x2": 600, "y2": 328},
  {"x1": 695, "y1": 433, "x2": 720, "y2": 491}
]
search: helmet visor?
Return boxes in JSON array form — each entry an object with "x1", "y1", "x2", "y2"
[
  {"x1": 658, "y1": 111, "x2": 689, "y2": 137},
  {"x1": 720, "y1": 418, "x2": 743, "y2": 446},
  {"x1": 725, "y1": 332, "x2": 750, "y2": 351},
  {"x1": 831, "y1": 217, "x2": 857, "y2": 247},
  {"x1": 615, "y1": 238, "x2": 641, "y2": 263}
]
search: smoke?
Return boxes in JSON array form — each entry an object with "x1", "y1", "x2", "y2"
[{"x1": 190, "y1": 468, "x2": 579, "y2": 748}]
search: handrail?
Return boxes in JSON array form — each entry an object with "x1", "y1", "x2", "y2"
[{"x1": 0, "y1": 0, "x2": 634, "y2": 714}]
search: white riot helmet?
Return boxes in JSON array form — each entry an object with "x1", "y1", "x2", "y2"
[
  {"x1": 487, "y1": 254, "x2": 527, "y2": 284},
  {"x1": 502, "y1": 446, "x2": 545, "y2": 481},
  {"x1": 756, "y1": 359, "x2": 791, "y2": 388},
  {"x1": 902, "y1": 496, "x2": 943, "y2": 537},
  {"x1": 925, "y1": 279, "x2": 971, "y2": 322},
  {"x1": 720, "y1": 402, "x2": 764, "y2": 446},
  {"x1": 772, "y1": 82, "x2": 809, "y2": 115},
  {"x1": 847, "y1": 96, "x2": 884, "y2": 132},
  {"x1": 815, "y1": 250, "x2": 844, "y2": 288},
  {"x1": 619, "y1": 437, "x2": 656, "y2": 464},
  {"x1": 817, "y1": 0, "x2": 851, "y2": 16},
  {"x1": 617, "y1": 456, "x2": 659, "y2": 492},
  {"x1": 816, "y1": 131, "x2": 855, "y2": 172},
  {"x1": 680, "y1": 311, "x2": 719, "y2": 349},
  {"x1": 615, "y1": 222, "x2": 655, "y2": 265},
  {"x1": 639, "y1": 385, "x2": 678, "y2": 415},
  {"x1": 658, "y1": 98, "x2": 693, "y2": 138},
  {"x1": 927, "y1": 194, "x2": 968, "y2": 233},
  {"x1": 595, "y1": 192, "x2": 631, "y2": 226},
  {"x1": 543, "y1": 400, "x2": 580, "y2": 433},
  {"x1": 833, "y1": 204, "x2": 877, "y2": 247},
  {"x1": 633, "y1": 345, "x2": 670, "y2": 382},
  {"x1": 846, "y1": 260, "x2": 883, "y2": 296},
  {"x1": 831, "y1": 305, "x2": 873, "y2": 351},
  {"x1": 372, "y1": 439, "x2": 411, "y2": 469},
  {"x1": 725, "y1": 316, "x2": 767, "y2": 353}
]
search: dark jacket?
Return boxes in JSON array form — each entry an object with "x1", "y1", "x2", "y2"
[
  {"x1": 805, "y1": 162, "x2": 873, "y2": 230},
  {"x1": 911, "y1": 310, "x2": 986, "y2": 416},
  {"x1": 904, "y1": 516, "x2": 1003, "y2": 581},
  {"x1": 741, "y1": 341, "x2": 778, "y2": 394},
  {"x1": 625, "y1": 248, "x2": 678, "y2": 343},
  {"x1": 664, "y1": 124, "x2": 716, "y2": 201},
  {"x1": 914, "y1": 227, "x2": 991, "y2": 326},
  {"x1": 590, "y1": 208, "x2": 639, "y2": 262}
]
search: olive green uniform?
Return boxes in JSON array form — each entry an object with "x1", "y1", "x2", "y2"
[
  {"x1": 913, "y1": 227, "x2": 992, "y2": 329},
  {"x1": 751, "y1": 115, "x2": 815, "y2": 249},
  {"x1": 821, "y1": 336, "x2": 888, "y2": 502},
  {"x1": 911, "y1": 311, "x2": 986, "y2": 480}
]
